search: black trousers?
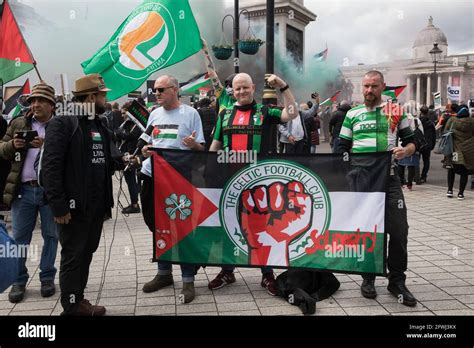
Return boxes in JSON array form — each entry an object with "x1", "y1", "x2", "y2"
[
  {"x1": 363, "y1": 175, "x2": 408, "y2": 283},
  {"x1": 420, "y1": 149, "x2": 431, "y2": 180},
  {"x1": 58, "y1": 205, "x2": 105, "y2": 313},
  {"x1": 124, "y1": 169, "x2": 139, "y2": 205},
  {"x1": 285, "y1": 140, "x2": 308, "y2": 154},
  {"x1": 398, "y1": 165, "x2": 415, "y2": 186}
]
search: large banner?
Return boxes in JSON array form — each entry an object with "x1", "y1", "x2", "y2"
[{"x1": 150, "y1": 150, "x2": 391, "y2": 275}]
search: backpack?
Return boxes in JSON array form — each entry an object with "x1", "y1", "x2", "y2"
[
  {"x1": 434, "y1": 124, "x2": 454, "y2": 156},
  {"x1": 413, "y1": 118, "x2": 428, "y2": 152}
]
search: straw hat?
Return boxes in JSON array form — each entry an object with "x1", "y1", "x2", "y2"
[{"x1": 72, "y1": 74, "x2": 111, "y2": 96}]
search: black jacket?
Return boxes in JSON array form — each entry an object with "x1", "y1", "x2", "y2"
[
  {"x1": 106, "y1": 110, "x2": 123, "y2": 131},
  {"x1": 276, "y1": 269, "x2": 340, "y2": 314},
  {"x1": 420, "y1": 115, "x2": 436, "y2": 150},
  {"x1": 329, "y1": 104, "x2": 351, "y2": 140},
  {"x1": 116, "y1": 119, "x2": 141, "y2": 154},
  {"x1": 197, "y1": 107, "x2": 217, "y2": 150},
  {"x1": 42, "y1": 114, "x2": 122, "y2": 218}
]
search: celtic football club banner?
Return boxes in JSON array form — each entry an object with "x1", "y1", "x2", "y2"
[
  {"x1": 150, "y1": 150, "x2": 391, "y2": 275},
  {"x1": 81, "y1": 0, "x2": 202, "y2": 100}
]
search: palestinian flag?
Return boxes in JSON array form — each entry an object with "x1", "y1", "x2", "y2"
[
  {"x1": 3, "y1": 78, "x2": 30, "y2": 120},
  {"x1": 149, "y1": 150, "x2": 391, "y2": 275},
  {"x1": 383, "y1": 85, "x2": 406, "y2": 99},
  {"x1": 0, "y1": 0, "x2": 35, "y2": 84},
  {"x1": 314, "y1": 46, "x2": 328, "y2": 62},
  {"x1": 320, "y1": 90, "x2": 341, "y2": 107},
  {"x1": 179, "y1": 73, "x2": 211, "y2": 95}
]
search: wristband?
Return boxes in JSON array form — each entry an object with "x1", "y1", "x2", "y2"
[{"x1": 280, "y1": 84, "x2": 289, "y2": 93}]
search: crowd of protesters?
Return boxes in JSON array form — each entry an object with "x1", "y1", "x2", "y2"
[{"x1": 1, "y1": 62, "x2": 473, "y2": 314}]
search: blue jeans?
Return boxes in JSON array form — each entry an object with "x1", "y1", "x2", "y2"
[
  {"x1": 11, "y1": 185, "x2": 58, "y2": 285},
  {"x1": 157, "y1": 262, "x2": 196, "y2": 283},
  {"x1": 331, "y1": 137, "x2": 341, "y2": 153}
]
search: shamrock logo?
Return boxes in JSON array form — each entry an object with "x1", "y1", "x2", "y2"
[{"x1": 165, "y1": 193, "x2": 192, "y2": 221}]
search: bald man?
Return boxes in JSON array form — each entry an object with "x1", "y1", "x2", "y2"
[{"x1": 208, "y1": 72, "x2": 298, "y2": 296}]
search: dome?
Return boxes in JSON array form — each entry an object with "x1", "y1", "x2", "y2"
[
  {"x1": 412, "y1": 17, "x2": 448, "y2": 60},
  {"x1": 413, "y1": 16, "x2": 448, "y2": 48}
]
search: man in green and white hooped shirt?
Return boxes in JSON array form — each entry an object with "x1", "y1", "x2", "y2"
[{"x1": 337, "y1": 71, "x2": 418, "y2": 307}]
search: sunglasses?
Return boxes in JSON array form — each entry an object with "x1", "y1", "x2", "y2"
[{"x1": 153, "y1": 86, "x2": 175, "y2": 93}]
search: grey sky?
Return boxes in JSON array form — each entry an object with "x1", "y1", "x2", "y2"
[{"x1": 5, "y1": 0, "x2": 473, "y2": 100}]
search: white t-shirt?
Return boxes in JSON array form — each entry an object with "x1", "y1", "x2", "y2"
[{"x1": 141, "y1": 104, "x2": 205, "y2": 176}]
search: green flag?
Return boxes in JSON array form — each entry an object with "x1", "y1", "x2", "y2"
[{"x1": 81, "y1": 0, "x2": 202, "y2": 101}]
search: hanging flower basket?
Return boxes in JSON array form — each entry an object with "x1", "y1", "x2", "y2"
[
  {"x1": 239, "y1": 39, "x2": 264, "y2": 55},
  {"x1": 212, "y1": 45, "x2": 233, "y2": 60}
]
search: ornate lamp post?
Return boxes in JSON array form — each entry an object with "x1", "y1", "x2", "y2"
[{"x1": 429, "y1": 42, "x2": 442, "y2": 96}]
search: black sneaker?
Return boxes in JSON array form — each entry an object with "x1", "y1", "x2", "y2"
[
  {"x1": 40, "y1": 280, "x2": 56, "y2": 297},
  {"x1": 122, "y1": 204, "x2": 141, "y2": 214},
  {"x1": 8, "y1": 284, "x2": 26, "y2": 303},
  {"x1": 446, "y1": 190, "x2": 453, "y2": 198},
  {"x1": 457, "y1": 194, "x2": 465, "y2": 201}
]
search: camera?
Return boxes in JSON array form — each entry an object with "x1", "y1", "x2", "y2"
[{"x1": 311, "y1": 92, "x2": 319, "y2": 99}]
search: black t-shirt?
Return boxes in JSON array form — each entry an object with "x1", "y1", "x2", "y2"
[{"x1": 88, "y1": 120, "x2": 107, "y2": 207}]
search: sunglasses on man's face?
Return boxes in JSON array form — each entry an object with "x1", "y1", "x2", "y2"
[{"x1": 153, "y1": 86, "x2": 175, "y2": 93}]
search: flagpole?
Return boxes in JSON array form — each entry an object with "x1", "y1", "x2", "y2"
[
  {"x1": 0, "y1": 78, "x2": 4, "y2": 114},
  {"x1": 6, "y1": 0, "x2": 43, "y2": 82},
  {"x1": 33, "y1": 63, "x2": 43, "y2": 82}
]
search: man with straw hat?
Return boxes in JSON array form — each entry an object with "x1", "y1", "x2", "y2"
[{"x1": 41, "y1": 74, "x2": 122, "y2": 315}]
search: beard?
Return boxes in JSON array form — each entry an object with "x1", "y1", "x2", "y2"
[
  {"x1": 95, "y1": 102, "x2": 106, "y2": 115},
  {"x1": 364, "y1": 94, "x2": 379, "y2": 107}
]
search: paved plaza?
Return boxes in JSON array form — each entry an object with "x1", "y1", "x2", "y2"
[{"x1": 1, "y1": 146, "x2": 473, "y2": 316}]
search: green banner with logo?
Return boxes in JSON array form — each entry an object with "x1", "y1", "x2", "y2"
[
  {"x1": 149, "y1": 150, "x2": 391, "y2": 275},
  {"x1": 81, "y1": 0, "x2": 202, "y2": 100}
]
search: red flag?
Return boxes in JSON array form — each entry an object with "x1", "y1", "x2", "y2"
[{"x1": 0, "y1": 0, "x2": 35, "y2": 84}]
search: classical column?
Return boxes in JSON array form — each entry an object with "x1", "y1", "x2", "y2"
[
  {"x1": 406, "y1": 76, "x2": 412, "y2": 101},
  {"x1": 460, "y1": 73, "x2": 464, "y2": 102},
  {"x1": 437, "y1": 74, "x2": 442, "y2": 93},
  {"x1": 426, "y1": 75, "x2": 431, "y2": 106},
  {"x1": 416, "y1": 75, "x2": 421, "y2": 107}
]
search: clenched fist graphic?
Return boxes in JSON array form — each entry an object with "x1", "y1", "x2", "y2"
[{"x1": 239, "y1": 181, "x2": 313, "y2": 266}]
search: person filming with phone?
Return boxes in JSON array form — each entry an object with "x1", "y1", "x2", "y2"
[{"x1": 0, "y1": 82, "x2": 59, "y2": 304}]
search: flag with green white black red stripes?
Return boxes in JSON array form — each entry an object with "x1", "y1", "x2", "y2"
[{"x1": 149, "y1": 150, "x2": 391, "y2": 275}]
